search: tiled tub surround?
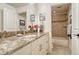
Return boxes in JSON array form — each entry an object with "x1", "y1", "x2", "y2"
[{"x1": 0, "y1": 33, "x2": 49, "y2": 55}]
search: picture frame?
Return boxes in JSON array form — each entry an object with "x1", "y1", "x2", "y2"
[
  {"x1": 39, "y1": 13, "x2": 45, "y2": 21},
  {"x1": 30, "y1": 14, "x2": 35, "y2": 22},
  {"x1": 19, "y1": 20, "x2": 25, "y2": 26}
]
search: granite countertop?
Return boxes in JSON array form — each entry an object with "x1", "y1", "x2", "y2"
[{"x1": 0, "y1": 33, "x2": 47, "y2": 55}]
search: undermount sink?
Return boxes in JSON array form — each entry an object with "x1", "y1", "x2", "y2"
[
  {"x1": 20, "y1": 35, "x2": 37, "y2": 41},
  {"x1": 24, "y1": 35, "x2": 37, "y2": 38}
]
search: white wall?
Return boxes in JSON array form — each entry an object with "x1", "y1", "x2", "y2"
[
  {"x1": 67, "y1": 4, "x2": 72, "y2": 35},
  {"x1": 26, "y1": 4, "x2": 37, "y2": 31},
  {"x1": 72, "y1": 3, "x2": 79, "y2": 34},
  {"x1": 0, "y1": 9, "x2": 3, "y2": 32},
  {"x1": 16, "y1": 5, "x2": 27, "y2": 13},
  {"x1": 0, "y1": 4, "x2": 18, "y2": 32},
  {"x1": 3, "y1": 7, "x2": 18, "y2": 31},
  {"x1": 16, "y1": 4, "x2": 36, "y2": 31},
  {"x1": 72, "y1": 3, "x2": 79, "y2": 54}
]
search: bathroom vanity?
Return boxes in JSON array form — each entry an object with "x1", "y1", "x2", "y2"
[{"x1": 0, "y1": 33, "x2": 49, "y2": 55}]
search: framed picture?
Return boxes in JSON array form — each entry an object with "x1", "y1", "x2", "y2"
[
  {"x1": 19, "y1": 20, "x2": 25, "y2": 26},
  {"x1": 39, "y1": 13, "x2": 45, "y2": 21},
  {"x1": 30, "y1": 14, "x2": 35, "y2": 22}
]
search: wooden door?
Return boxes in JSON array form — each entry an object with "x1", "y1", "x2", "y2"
[
  {"x1": 52, "y1": 21, "x2": 68, "y2": 37},
  {"x1": 52, "y1": 4, "x2": 69, "y2": 37},
  {"x1": 12, "y1": 43, "x2": 32, "y2": 55}
]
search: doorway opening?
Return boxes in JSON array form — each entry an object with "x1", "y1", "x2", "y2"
[
  {"x1": 51, "y1": 3, "x2": 71, "y2": 55},
  {"x1": 18, "y1": 12, "x2": 26, "y2": 35}
]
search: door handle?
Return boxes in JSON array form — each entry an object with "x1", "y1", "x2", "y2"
[
  {"x1": 76, "y1": 34, "x2": 79, "y2": 37},
  {"x1": 74, "y1": 34, "x2": 79, "y2": 37}
]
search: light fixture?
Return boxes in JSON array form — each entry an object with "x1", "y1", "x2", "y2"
[
  {"x1": 53, "y1": 11, "x2": 56, "y2": 13},
  {"x1": 57, "y1": 5, "x2": 62, "y2": 8}
]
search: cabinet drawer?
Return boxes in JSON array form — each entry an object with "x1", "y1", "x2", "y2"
[
  {"x1": 32, "y1": 33, "x2": 49, "y2": 55},
  {"x1": 32, "y1": 36, "x2": 44, "y2": 55}
]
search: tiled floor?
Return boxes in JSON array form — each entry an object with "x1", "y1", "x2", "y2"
[
  {"x1": 53, "y1": 37, "x2": 69, "y2": 47},
  {"x1": 51, "y1": 37, "x2": 71, "y2": 55},
  {"x1": 51, "y1": 44, "x2": 71, "y2": 55}
]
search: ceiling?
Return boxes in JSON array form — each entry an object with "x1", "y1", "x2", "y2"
[
  {"x1": 7, "y1": 3, "x2": 70, "y2": 9},
  {"x1": 7, "y1": 3, "x2": 28, "y2": 8}
]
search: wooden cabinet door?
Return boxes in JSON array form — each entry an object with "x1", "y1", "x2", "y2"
[
  {"x1": 38, "y1": 37, "x2": 45, "y2": 55},
  {"x1": 32, "y1": 35, "x2": 47, "y2": 55},
  {"x1": 52, "y1": 22, "x2": 67, "y2": 37},
  {"x1": 41, "y1": 34, "x2": 49, "y2": 55},
  {"x1": 32, "y1": 39, "x2": 41, "y2": 55}
]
